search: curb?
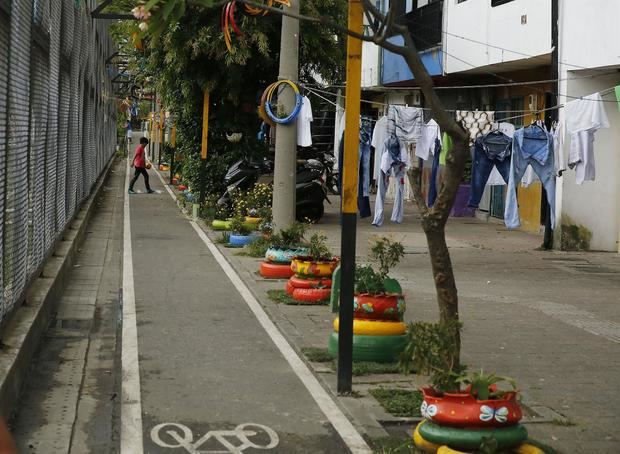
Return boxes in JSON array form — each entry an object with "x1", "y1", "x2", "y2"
[{"x1": 0, "y1": 156, "x2": 118, "y2": 418}]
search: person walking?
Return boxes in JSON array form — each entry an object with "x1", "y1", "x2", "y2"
[{"x1": 129, "y1": 137, "x2": 154, "y2": 194}]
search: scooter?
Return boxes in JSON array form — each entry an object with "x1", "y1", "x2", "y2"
[{"x1": 217, "y1": 157, "x2": 328, "y2": 223}]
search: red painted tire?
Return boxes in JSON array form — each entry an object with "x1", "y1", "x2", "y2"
[
  {"x1": 289, "y1": 276, "x2": 332, "y2": 289},
  {"x1": 285, "y1": 280, "x2": 295, "y2": 296},
  {"x1": 260, "y1": 261, "x2": 294, "y2": 279},
  {"x1": 355, "y1": 294, "x2": 404, "y2": 321},
  {"x1": 292, "y1": 287, "x2": 331, "y2": 303}
]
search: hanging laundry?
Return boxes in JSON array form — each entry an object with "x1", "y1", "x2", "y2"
[
  {"x1": 615, "y1": 85, "x2": 620, "y2": 112},
  {"x1": 564, "y1": 92, "x2": 610, "y2": 184},
  {"x1": 372, "y1": 165, "x2": 406, "y2": 226},
  {"x1": 371, "y1": 115, "x2": 388, "y2": 181},
  {"x1": 415, "y1": 119, "x2": 441, "y2": 161},
  {"x1": 468, "y1": 130, "x2": 512, "y2": 208},
  {"x1": 359, "y1": 118, "x2": 373, "y2": 199},
  {"x1": 439, "y1": 131, "x2": 452, "y2": 166},
  {"x1": 388, "y1": 105, "x2": 423, "y2": 164},
  {"x1": 487, "y1": 123, "x2": 515, "y2": 186},
  {"x1": 427, "y1": 138, "x2": 442, "y2": 207},
  {"x1": 296, "y1": 95, "x2": 313, "y2": 147},
  {"x1": 504, "y1": 125, "x2": 556, "y2": 229}
]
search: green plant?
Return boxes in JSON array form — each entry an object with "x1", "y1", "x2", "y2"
[
  {"x1": 399, "y1": 321, "x2": 465, "y2": 392},
  {"x1": 306, "y1": 233, "x2": 332, "y2": 261},
  {"x1": 369, "y1": 388, "x2": 423, "y2": 417},
  {"x1": 456, "y1": 370, "x2": 517, "y2": 400},
  {"x1": 216, "y1": 231, "x2": 230, "y2": 244},
  {"x1": 229, "y1": 215, "x2": 252, "y2": 236},
  {"x1": 354, "y1": 266, "x2": 385, "y2": 294},
  {"x1": 301, "y1": 347, "x2": 333, "y2": 363},
  {"x1": 246, "y1": 183, "x2": 272, "y2": 212},
  {"x1": 369, "y1": 237, "x2": 405, "y2": 278},
  {"x1": 266, "y1": 289, "x2": 328, "y2": 306},
  {"x1": 246, "y1": 237, "x2": 270, "y2": 258}
]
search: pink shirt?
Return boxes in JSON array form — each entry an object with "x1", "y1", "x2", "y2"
[{"x1": 133, "y1": 145, "x2": 146, "y2": 168}]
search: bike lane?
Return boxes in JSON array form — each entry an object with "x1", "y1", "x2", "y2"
[{"x1": 127, "y1": 171, "x2": 360, "y2": 453}]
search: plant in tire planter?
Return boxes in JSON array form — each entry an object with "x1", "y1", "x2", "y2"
[
  {"x1": 265, "y1": 223, "x2": 309, "y2": 264},
  {"x1": 228, "y1": 215, "x2": 255, "y2": 247},
  {"x1": 290, "y1": 233, "x2": 338, "y2": 278}
]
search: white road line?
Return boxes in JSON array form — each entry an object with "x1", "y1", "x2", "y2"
[
  {"x1": 121, "y1": 159, "x2": 144, "y2": 453},
  {"x1": 152, "y1": 169, "x2": 372, "y2": 454}
]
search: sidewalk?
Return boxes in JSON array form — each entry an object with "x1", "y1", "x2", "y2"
[{"x1": 193, "y1": 190, "x2": 620, "y2": 454}]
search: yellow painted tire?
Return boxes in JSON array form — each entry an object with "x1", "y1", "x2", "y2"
[
  {"x1": 513, "y1": 443, "x2": 545, "y2": 454},
  {"x1": 438, "y1": 446, "x2": 469, "y2": 454},
  {"x1": 245, "y1": 216, "x2": 261, "y2": 224},
  {"x1": 333, "y1": 318, "x2": 407, "y2": 336},
  {"x1": 413, "y1": 421, "x2": 441, "y2": 453}
]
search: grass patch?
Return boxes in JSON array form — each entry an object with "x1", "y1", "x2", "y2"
[
  {"x1": 371, "y1": 436, "x2": 415, "y2": 454},
  {"x1": 234, "y1": 250, "x2": 251, "y2": 256},
  {"x1": 215, "y1": 232, "x2": 230, "y2": 244},
  {"x1": 369, "y1": 388, "x2": 423, "y2": 417},
  {"x1": 266, "y1": 289, "x2": 328, "y2": 306},
  {"x1": 551, "y1": 418, "x2": 576, "y2": 427},
  {"x1": 329, "y1": 360, "x2": 413, "y2": 376},
  {"x1": 301, "y1": 347, "x2": 333, "y2": 363},
  {"x1": 246, "y1": 237, "x2": 270, "y2": 258}
]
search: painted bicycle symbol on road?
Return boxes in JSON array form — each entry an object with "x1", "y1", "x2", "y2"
[{"x1": 151, "y1": 422, "x2": 279, "y2": 453}]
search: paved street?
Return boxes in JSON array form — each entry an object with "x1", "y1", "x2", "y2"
[{"x1": 10, "y1": 159, "x2": 620, "y2": 453}]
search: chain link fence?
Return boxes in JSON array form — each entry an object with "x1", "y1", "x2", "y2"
[{"x1": 0, "y1": 0, "x2": 117, "y2": 331}]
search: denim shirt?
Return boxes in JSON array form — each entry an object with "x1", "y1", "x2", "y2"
[
  {"x1": 513, "y1": 125, "x2": 553, "y2": 165},
  {"x1": 475, "y1": 130, "x2": 512, "y2": 162}
]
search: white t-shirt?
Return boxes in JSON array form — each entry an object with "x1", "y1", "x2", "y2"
[
  {"x1": 415, "y1": 119, "x2": 441, "y2": 161},
  {"x1": 371, "y1": 116, "x2": 388, "y2": 180},
  {"x1": 296, "y1": 96, "x2": 313, "y2": 147}
]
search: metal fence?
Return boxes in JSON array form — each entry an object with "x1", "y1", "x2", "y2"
[{"x1": 0, "y1": 0, "x2": 117, "y2": 331}]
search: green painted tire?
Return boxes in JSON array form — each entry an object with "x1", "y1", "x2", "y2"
[
  {"x1": 212, "y1": 220, "x2": 231, "y2": 231},
  {"x1": 418, "y1": 421, "x2": 528, "y2": 451},
  {"x1": 327, "y1": 332, "x2": 407, "y2": 363}
]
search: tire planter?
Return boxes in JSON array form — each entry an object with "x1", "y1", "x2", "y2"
[
  {"x1": 229, "y1": 234, "x2": 255, "y2": 247},
  {"x1": 327, "y1": 332, "x2": 407, "y2": 363},
  {"x1": 212, "y1": 219, "x2": 232, "y2": 231},
  {"x1": 413, "y1": 421, "x2": 441, "y2": 453},
  {"x1": 421, "y1": 387, "x2": 523, "y2": 428},
  {"x1": 291, "y1": 257, "x2": 339, "y2": 278},
  {"x1": 265, "y1": 247, "x2": 309, "y2": 264},
  {"x1": 260, "y1": 261, "x2": 294, "y2": 279},
  {"x1": 514, "y1": 444, "x2": 545, "y2": 454},
  {"x1": 245, "y1": 216, "x2": 262, "y2": 224},
  {"x1": 418, "y1": 421, "x2": 528, "y2": 451},
  {"x1": 288, "y1": 275, "x2": 332, "y2": 289},
  {"x1": 178, "y1": 184, "x2": 187, "y2": 191},
  {"x1": 292, "y1": 287, "x2": 331, "y2": 303},
  {"x1": 354, "y1": 294, "x2": 405, "y2": 321},
  {"x1": 285, "y1": 279, "x2": 295, "y2": 296},
  {"x1": 333, "y1": 318, "x2": 407, "y2": 336}
]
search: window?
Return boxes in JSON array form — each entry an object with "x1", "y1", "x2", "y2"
[
  {"x1": 456, "y1": 0, "x2": 468, "y2": 3},
  {"x1": 492, "y1": 0, "x2": 516, "y2": 6}
]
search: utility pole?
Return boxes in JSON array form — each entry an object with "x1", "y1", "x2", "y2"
[
  {"x1": 337, "y1": 0, "x2": 363, "y2": 394},
  {"x1": 200, "y1": 90, "x2": 210, "y2": 206},
  {"x1": 271, "y1": 0, "x2": 299, "y2": 231},
  {"x1": 543, "y1": 0, "x2": 559, "y2": 250}
]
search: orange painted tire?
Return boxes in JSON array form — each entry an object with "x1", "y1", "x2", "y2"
[
  {"x1": 260, "y1": 261, "x2": 294, "y2": 279},
  {"x1": 289, "y1": 276, "x2": 332, "y2": 289},
  {"x1": 285, "y1": 280, "x2": 295, "y2": 296},
  {"x1": 292, "y1": 287, "x2": 331, "y2": 303}
]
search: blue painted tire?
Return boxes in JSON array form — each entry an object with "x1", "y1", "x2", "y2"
[
  {"x1": 229, "y1": 234, "x2": 254, "y2": 246},
  {"x1": 265, "y1": 247, "x2": 309, "y2": 264},
  {"x1": 327, "y1": 332, "x2": 407, "y2": 363}
]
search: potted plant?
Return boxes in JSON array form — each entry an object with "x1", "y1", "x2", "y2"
[
  {"x1": 354, "y1": 237, "x2": 405, "y2": 321},
  {"x1": 228, "y1": 215, "x2": 256, "y2": 247},
  {"x1": 264, "y1": 223, "x2": 309, "y2": 264},
  {"x1": 290, "y1": 233, "x2": 339, "y2": 278}
]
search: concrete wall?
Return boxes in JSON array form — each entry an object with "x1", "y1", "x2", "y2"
[
  {"x1": 556, "y1": 71, "x2": 620, "y2": 252},
  {"x1": 362, "y1": 41, "x2": 381, "y2": 88},
  {"x1": 444, "y1": 0, "x2": 551, "y2": 73}
]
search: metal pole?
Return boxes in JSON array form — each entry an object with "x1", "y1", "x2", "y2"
[
  {"x1": 543, "y1": 0, "x2": 559, "y2": 250},
  {"x1": 170, "y1": 124, "x2": 176, "y2": 185},
  {"x1": 271, "y1": 0, "x2": 299, "y2": 231},
  {"x1": 159, "y1": 109, "x2": 165, "y2": 166},
  {"x1": 337, "y1": 0, "x2": 363, "y2": 394},
  {"x1": 200, "y1": 91, "x2": 210, "y2": 206}
]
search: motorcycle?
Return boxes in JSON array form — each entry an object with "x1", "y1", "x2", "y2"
[{"x1": 217, "y1": 157, "x2": 329, "y2": 223}]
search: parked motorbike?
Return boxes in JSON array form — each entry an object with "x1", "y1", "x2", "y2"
[{"x1": 217, "y1": 156, "x2": 329, "y2": 223}]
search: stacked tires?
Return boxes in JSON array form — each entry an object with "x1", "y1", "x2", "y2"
[
  {"x1": 284, "y1": 257, "x2": 339, "y2": 304},
  {"x1": 259, "y1": 247, "x2": 308, "y2": 279},
  {"x1": 328, "y1": 294, "x2": 407, "y2": 363}
]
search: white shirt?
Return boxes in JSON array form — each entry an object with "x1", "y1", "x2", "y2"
[
  {"x1": 371, "y1": 116, "x2": 388, "y2": 180},
  {"x1": 296, "y1": 95, "x2": 313, "y2": 147},
  {"x1": 415, "y1": 119, "x2": 441, "y2": 161},
  {"x1": 564, "y1": 92, "x2": 609, "y2": 184}
]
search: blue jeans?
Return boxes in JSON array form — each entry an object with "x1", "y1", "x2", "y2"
[
  {"x1": 359, "y1": 141, "x2": 371, "y2": 197},
  {"x1": 468, "y1": 146, "x2": 511, "y2": 208}
]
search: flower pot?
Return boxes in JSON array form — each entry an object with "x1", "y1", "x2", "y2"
[
  {"x1": 260, "y1": 261, "x2": 294, "y2": 279},
  {"x1": 421, "y1": 386, "x2": 523, "y2": 428},
  {"x1": 212, "y1": 219, "x2": 231, "y2": 231},
  {"x1": 265, "y1": 247, "x2": 309, "y2": 264},
  {"x1": 333, "y1": 318, "x2": 407, "y2": 336},
  {"x1": 171, "y1": 178, "x2": 178, "y2": 185},
  {"x1": 290, "y1": 257, "x2": 339, "y2": 278},
  {"x1": 417, "y1": 420, "x2": 528, "y2": 451},
  {"x1": 178, "y1": 184, "x2": 187, "y2": 191},
  {"x1": 450, "y1": 184, "x2": 475, "y2": 217},
  {"x1": 229, "y1": 234, "x2": 254, "y2": 247},
  {"x1": 354, "y1": 294, "x2": 405, "y2": 321},
  {"x1": 327, "y1": 332, "x2": 407, "y2": 363}
]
